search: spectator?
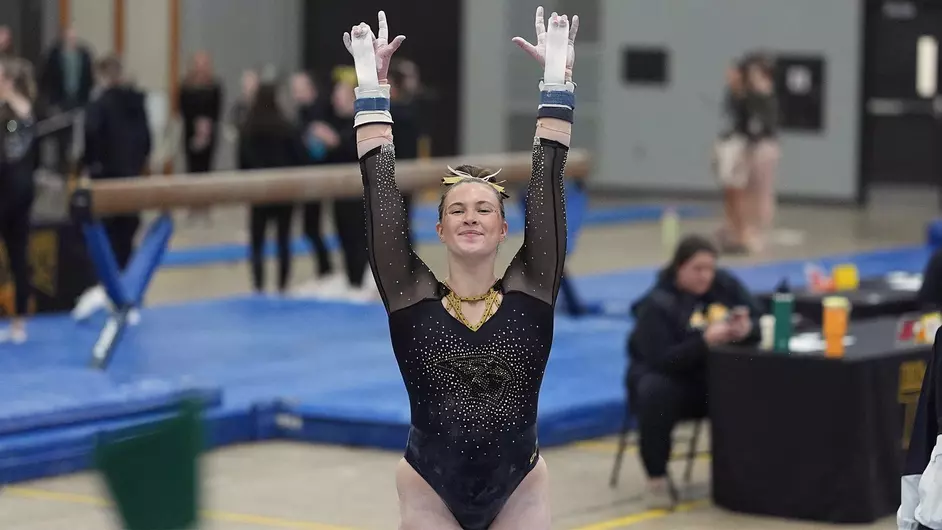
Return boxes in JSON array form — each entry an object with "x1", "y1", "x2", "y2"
[
  {"x1": 626, "y1": 235, "x2": 760, "y2": 509},
  {"x1": 323, "y1": 66, "x2": 372, "y2": 301},
  {"x1": 388, "y1": 64, "x2": 419, "y2": 247},
  {"x1": 71, "y1": 55, "x2": 151, "y2": 324},
  {"x1": 741, "y1": 53, "x2": 780, "y2": 253},
  {"x1": 179, "y1": 50, "x2": 222, "y2": 225},
  {"x1": 0, "y1": 57, "x2": 38, "y2": 343},
  {"x1": 0, "y1": 25, "x2": 15, "y2": 59},
  {"x1": 238, "y1": 81, "x2": 306, "y2": 295},
  {"x1": 38, "y1": 25, "x2": 94, "y2": 175},
  {"x1": 82, "y1": 55, "x2": 152, "y2": 269},
  {"x1": 714, "y1": 59, "x2": 748, "y2": 254},
  {"x1": 290, "y1": 70, "x2": 336, "y2": 290}
]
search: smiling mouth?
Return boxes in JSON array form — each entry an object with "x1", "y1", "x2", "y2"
[{"x1": 459, "y1": 231, "x2": 483, "y2": 237}]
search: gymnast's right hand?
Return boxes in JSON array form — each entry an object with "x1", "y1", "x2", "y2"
[{"x1": 342, "y1": 11, "x2": 406, "y2": 88}]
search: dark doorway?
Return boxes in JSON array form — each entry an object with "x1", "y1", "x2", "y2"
[
  {"x1": 862, "y1": 0, "x2": 942, "y2": 200},
  {"x1": 302, "y1": 0, "x2": 461, "y2": 157}
]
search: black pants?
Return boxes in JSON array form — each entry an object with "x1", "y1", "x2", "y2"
[
  {"x1": 249, "y1": 204, "x2": 294, "y2": 292},
  {"x1": 101, "y1": 214, "x2": 141, "y2": 270},
  {"x1": 302, "y1": 201, "x2": 332, "y2": 276},
  {"x1": 333, "y1": 198, "x2": 368, "y2": 288},
  {"x1": 630, "y1": 370, "x2": 708, "y2": 478},
  {"x1": 0, "y1": 200, "x2": 32, "y2": 316},
  {"x1": 185, "y1": 148, "x2": 214, "y2": 174}
]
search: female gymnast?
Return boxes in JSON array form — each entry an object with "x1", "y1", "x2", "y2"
[
  {"x1": 0, "y1": 58, "x2": 37, "y2": 344},
  {"x1": 343, "y1": 7, "x2": 577, "y2": 529}
]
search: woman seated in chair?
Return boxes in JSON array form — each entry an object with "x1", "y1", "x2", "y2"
[{"x1": 627, "y1": 234, "x2": 760, "y2": 508}]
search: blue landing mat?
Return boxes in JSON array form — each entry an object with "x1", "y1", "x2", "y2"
[
  {"x1": 0, "y1": 243, "x2": 932, "y2": 483},
  {"x1": 161, "y1": 203, "x2": 708, "y2": 268}
]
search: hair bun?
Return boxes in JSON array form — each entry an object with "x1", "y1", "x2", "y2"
[{"x1": 442, "y1": 165, "x2": 510, "y2": 199}]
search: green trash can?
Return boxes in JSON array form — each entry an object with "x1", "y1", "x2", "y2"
[{"x1": 94, "y1": 398, "x2": 205, "y2": 530}]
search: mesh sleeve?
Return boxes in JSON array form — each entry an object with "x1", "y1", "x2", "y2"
[
  {"x1": 360, "y1": 143, "x2": 440, "y2": 314},
  {"x1": 502, "y1": 136, "x2": 569, "y2": 306}
]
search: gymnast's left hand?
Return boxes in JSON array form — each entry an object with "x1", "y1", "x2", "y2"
[
  {"x1": 512, "y1": 6, "x2": 579, "y2": 84},
  {"x1": 342, "y1": 11, "x2": 406, "y2": 88}
]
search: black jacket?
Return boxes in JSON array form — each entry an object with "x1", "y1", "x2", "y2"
[
  {"x1": 238, "y1": 126, "x2": 308, "y2": 171},
  {"x1": 83, "y1": 85, "x2": 152, "y2": 179},
  {"x1": 39, "y1": 43, "x2": 94, "y2": 109},
  {"x1": 627, "y1": 268, "x2": 761, "y2": 377}
]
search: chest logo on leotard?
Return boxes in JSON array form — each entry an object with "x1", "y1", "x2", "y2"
[{"x1": 434, "y1": 354, "x2": 514, "y2": 405}]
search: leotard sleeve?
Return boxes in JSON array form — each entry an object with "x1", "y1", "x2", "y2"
[
  {"x1": 502, "y1": 136, "x2": 569, "y2": 307},
  {"x1": 360, "y1": 143, "x2": 439, "y2": 314}
]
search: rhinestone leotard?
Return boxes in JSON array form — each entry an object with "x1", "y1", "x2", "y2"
[{"x1": 359, "y1": 136, "x2": 569, "y2": 529}]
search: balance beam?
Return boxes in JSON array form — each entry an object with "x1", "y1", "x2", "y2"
[{"x1": 78, "y1": 149, "x2": 592, "y2": 216}]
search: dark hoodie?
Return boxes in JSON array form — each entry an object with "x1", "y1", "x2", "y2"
[
  {"x1": 627, "y1": 268, "x2": 761, "y2": 379},
  {"x1": 82, "y1": 85, "x2": 151, "y2": 179}
]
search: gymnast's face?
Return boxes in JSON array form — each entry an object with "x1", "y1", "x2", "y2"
[
  {"x1": 676, "y1": 251, "x2": 717, "y2": 296},
  {"x1": 437, "y1": 182, "x2": 508, "y2": 260}
]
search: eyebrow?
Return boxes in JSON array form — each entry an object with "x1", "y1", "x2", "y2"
[{"x1": 448, "y1": 200, "x2": 496, "y2": 208}]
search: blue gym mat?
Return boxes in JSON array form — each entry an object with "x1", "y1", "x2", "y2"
[
  {"x1": 0, "y1": 243, "x2": 931, "y2": 484},
  {"x1": 161, "y1": 203, "x2": 708, "y2": 268}
]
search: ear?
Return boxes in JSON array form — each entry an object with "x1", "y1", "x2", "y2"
[
  {"x1": 500, "y1": 219, "x2": 509, "y2": 241},
  {"x1": 436, "y1": 221, "x2": 444, "y2": 241}
]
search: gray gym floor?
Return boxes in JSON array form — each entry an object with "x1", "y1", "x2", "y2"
[{"x1": 1, "y1": 188, "x2": 928, "y2": 529}]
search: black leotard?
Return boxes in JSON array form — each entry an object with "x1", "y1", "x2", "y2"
[{"x1": 359, "y1": 135, "x2": 569, "y2": 530}]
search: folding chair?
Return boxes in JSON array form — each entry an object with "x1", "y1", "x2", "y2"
[{"x1": 608, "y1": 389, "x2": 705, "y2": 490}]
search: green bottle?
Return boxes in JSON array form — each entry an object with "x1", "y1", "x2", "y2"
[{"x1": 772, "y1": 292, "x2": 794, "y2": 353}]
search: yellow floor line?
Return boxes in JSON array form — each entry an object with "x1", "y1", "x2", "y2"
[
  {"x1": 570, "y1": 499, "x2": 708, "y2": 530},
  {"x1": 4, "y1": 486, "x2": 357, "y2": 530}
]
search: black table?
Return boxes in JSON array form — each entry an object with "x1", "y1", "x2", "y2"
[
  {"x1": 0, "y1": 218, "x2": 97, "y2": 316},
  {"x1": 757, "y1": 276, "x2": 924, "y2": 326},
  {"x1": 709, "y1": 317, "x2": 932, "y2": 523}
]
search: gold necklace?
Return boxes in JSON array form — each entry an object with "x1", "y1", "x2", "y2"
[{"x1": 445, "y1": 288, "x2": 501, "y2": 331}]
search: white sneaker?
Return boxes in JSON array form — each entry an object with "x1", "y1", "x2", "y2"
[
  {"x1": 72, "y1": 285, "x2": 109, "y2": 321},
  {"x1": 644, "y1": 479, "x2": 675, "y2": 511}
]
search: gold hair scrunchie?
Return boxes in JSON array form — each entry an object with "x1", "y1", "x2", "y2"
[{"x1": 441, "y1": 166, "x2": 510, "y2": 199}]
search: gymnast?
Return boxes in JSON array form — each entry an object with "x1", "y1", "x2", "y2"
[{"x1": 343, "y1": 7, "x2": 577, "y2": 529}]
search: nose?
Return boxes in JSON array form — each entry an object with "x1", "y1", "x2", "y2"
[{"x1": 462, "y1": 212, "x2": 479, "y2": 224}]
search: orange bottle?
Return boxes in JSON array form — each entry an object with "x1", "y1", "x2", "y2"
[{"x1": 822, "y1": 296, "x2": 850, "y2": 358}]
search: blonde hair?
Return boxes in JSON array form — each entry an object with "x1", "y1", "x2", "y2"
[{"x1": 438, "y1": 164, "x2": 508, "y2": 221}]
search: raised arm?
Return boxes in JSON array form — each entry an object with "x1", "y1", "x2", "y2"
[
  {"x1": 503, "y1": 7, "x2": 578, "y2": 307},
  {"x1": 344, "y1": 13, "x2": 438, "y2": 315}
]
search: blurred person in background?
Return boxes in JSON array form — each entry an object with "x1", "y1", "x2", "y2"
[
  {"x1": 0, "y1": 26, "x2": 15, "y2": 59},
  {"x1": 238, "y1": 80, "x2": 306, "y2": 296},
  {"x1": 713, "y1": 59, "x2": 748, "y2": 254},
  {"x1": 290, "y1": 70, "x2": 337, "y2": 293},
  {"x1": 225, "y1": 69, "x2": 259, "y2": 168},
  {"x1": 72, "y1": 55, "x2": 151, "y2": 323},
  {"x1": 318, "y1": 66, "x2": 372, "y2": 301},
  {"x1": 227, "y1": 69, "x2": 259, "y2": 139},
  {"x1": 740, "y1": 53, "x2": 780, "y2": 253},
  {"x1": 627, "y1": 235, "x2": 760, "y2": 508},
  {"x1": 0, "y1": 57, "x2": 37, "y2": 343},
  {"x1": 38, "y1": 25, "x2": 94, "y2": 176},
  {"x1": 179, "y1": 51, "x2": 222, "y2": 226},
  {"x1": 387, "y1": 63, "x2": 419, "y2": 247}
]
